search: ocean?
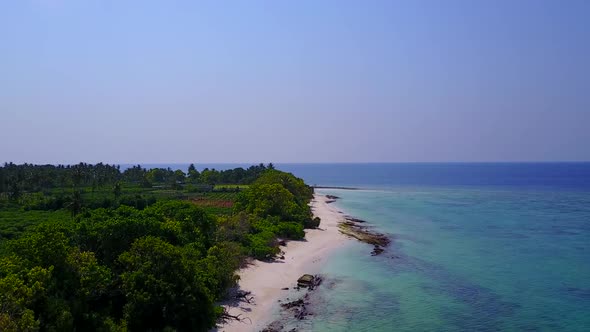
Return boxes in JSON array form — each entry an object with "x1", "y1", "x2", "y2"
[
  {"x1": 292, "y1": 163, "x2": 590, "y2": 331},
  {"x1": 126, "y1": 163, "x2": 590, "y2": 331}
]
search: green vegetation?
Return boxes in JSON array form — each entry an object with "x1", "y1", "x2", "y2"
[
  {"x1": 213, "y1": 184, "x2": 249, "y2": 190},
  {"x1": 0, "y1": 162, "x2": 317, "y2": 331}
]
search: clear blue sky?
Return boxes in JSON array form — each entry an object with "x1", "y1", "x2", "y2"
[{"x1": 1, "y1": 0, "x2": 589, "y2": 164}]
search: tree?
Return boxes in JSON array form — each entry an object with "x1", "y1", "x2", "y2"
[
  {"x1": 71, "y1": 164, "x2": 84, "y2": 188},
  {"x1": 200, "y1": 169, "x2": 217, "y2": 185},
  {"x1": 254, "y1": 170, "x2": 313, "y2": 203},
  {"x1": 75, "y1": 206, "x2": 165, "y2": 265},
  {"x1": 7, "y1": 226, "x2": 72, "y2": 277},
  {"x1": 0, "y1": 263, "x2": 51, "y2": 332},
  {"x1": 6, "y1": 177, "x2": 20, "y2": 201},
  {"x1": 0, "y1": 168, "x2": 5, "y2": 193},
  {"x1": 5, "y1": 225, "x2": 115, "y2": 331},
  {"x1": 66, "y1": 190, "x2": 83, "y2": 217},
  {"x1": 192, "y1": 242, "x2": 242, "y2": 299},
  {"x1": 140, "y1": 175, "x2": 152, "y2": 188},
  {"x1": 113, "y1": 182, "x2": 121, "y2": 201},
  {"x1": 143, "y1": 201, "x2": 217, "y2": 248},
  {"x1": 171, "y1": 170, "x2": 186, "y2": 189},
  {"x1": 118, "y1": 236, "x2": 216, "y2": 331},
  {"x1": 247, "y1": 230, "x2": 279, "y2": 259},
  {"x1": 188, "y1": 164, "x2": 200, "y2": 183},
  {"x1": 235, "y1": 183, "x2": 302, "y2": 222}
]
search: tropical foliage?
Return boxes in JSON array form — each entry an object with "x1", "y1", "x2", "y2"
[{"x1": 0, "y1": 163, "x2": 316, "y2": 331}]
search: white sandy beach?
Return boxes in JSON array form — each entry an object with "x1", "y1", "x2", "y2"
[{"x1": 217, "y1": 194, "x2": 348, "y2": 332}]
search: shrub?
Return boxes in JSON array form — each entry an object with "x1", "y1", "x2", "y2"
[
  {"x1": 247, "y1": 231, "x2": 279, "y2": 260},
  {"x1": 304, "y1": 217, "x2": 321, "y2": 229},
  {"x1": 276, "y1": 222, "x2": 304, "y2": 240}
]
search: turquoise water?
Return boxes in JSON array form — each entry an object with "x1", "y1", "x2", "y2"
[{"x1": 307, "y1": 187, "x2": 590, "y2": 331}]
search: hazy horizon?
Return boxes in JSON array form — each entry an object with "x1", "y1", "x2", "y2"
[
  {"x1": 2, "y1": 1, "x2": 589, "y2": 164},
  {"x1": 3, "y1": 161, "x2": 590, "y2": 167}
]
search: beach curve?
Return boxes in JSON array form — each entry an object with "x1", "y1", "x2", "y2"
[{"x1": 216, "y1": 193, "x2": 348, "y2": 332}]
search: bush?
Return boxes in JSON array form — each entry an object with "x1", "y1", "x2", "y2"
[
  {"x1": 247, "y1": 231, "x2": 279, "y2": 260},
  {"x1": 276, "y1": 222, "x2": 304, "y2": 240},
  {"x1": 186, "y1": 184, "x2": 214, "y2": 193},
  {"x1": 304, "y1": 217, "x2": 321, "y2": 229},
  {"x1": 118, "y1": 195, "x2": 156, "y2": 210}
]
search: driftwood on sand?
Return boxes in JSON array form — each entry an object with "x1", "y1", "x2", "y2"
[
  {"x1": 218, "y1": 307, "x2": 252, "y2": 325},
  {"x1": 235, "y1": 290, "x2": 254, "y2": 304}
]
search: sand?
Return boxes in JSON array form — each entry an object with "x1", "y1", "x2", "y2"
[{"x1": 216, "y1": 194, "x2": 348, "y2": 332}]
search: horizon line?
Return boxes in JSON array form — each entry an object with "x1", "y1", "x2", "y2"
[{"x1": 2, "y1": 161, "x2": 590, "y2": 166}]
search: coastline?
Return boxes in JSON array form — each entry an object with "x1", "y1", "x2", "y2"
[{"x1": 217, "y1": 193, "x2": 348, "y2": 332}]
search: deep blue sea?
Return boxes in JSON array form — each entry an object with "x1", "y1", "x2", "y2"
[{"x1": 127, "y1": 163, "x2": 590, "y2": 331}]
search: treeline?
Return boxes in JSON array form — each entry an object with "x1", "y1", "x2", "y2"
[
  {"x1": 0, "y1": 162, "x2": 273, "y2": 198},
  {"x1": 123, "y1": 163, "x2": 271, "y2": 187},
  {"x1": 0, "y1": 163, "x2": 121, "y2": 196},
  {"x1": 0, "y1": 167, "x2": 318, "y2": 331}
]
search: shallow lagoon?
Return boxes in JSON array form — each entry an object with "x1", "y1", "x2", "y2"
[{"x1": 305, "y1": 187, "x2": 590, "y2": 331}]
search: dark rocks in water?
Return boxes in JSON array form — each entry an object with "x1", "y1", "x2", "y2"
[
  {"x1": 325, "y1": 195, "x2": 340, "y2": 203},
  {"x1": 345, "y1": 216, "x2": 367, "y2": 223},
  {"x1": 280, "y1": 299, "x2": 311, "y2": 320},
  {"x1": 297, "y1": 274, "x2": 314, "y2": 287},
  {"x1": 295, "y1": 308, "x2": 309, "y2": 320},
  {"x1": 272, "y1": 276, "x2": 325, "y2": 327},
  {"x1": 339, "y1": 222, "x2": 390, "y2": 247},
  {"x1": 262, "y1": 321, "x2": 298, "y2": 332},
  {"x1": 371, "y1": 245, "x2": 385, "y2": 256},
  {"x1": 309, "y1": 275, "x2": 323, "y2": 290},
  {"x1": 278, "y1": 239, "x2": 287, "y2": 246},
  {"x1": 280, "y1": 298, "x2": 305, "y2": 309},
  {"x1": 282, "y1": 287, "x2": 289, "y2": 290},
  {"x1": 297, "y1": 274, "x2": 323, "y2": 290},
  {"x1": 339, "y1": 220, "x2": 391, "y2": 255},
  {"x1": 261, "y1": 322, "x2": 284, "y2": 332}
]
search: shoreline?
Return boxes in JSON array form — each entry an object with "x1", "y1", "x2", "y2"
[
  {"x1": 312, "y1": 186, "x2": 360, "y2": 190},
  {"x1": 216, "y1": 194, "x2": 348, "y2": 332}
]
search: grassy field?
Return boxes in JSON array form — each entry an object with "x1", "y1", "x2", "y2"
[
  {"x1": 189, "y1": 192, "x2": 237, "y2": 215},
  {"x1": 213, "y1": 184, "x2": 249, "y2": 190},
  {"x1": 0, "y1": 208, "x2": 71, "y2": 241}
]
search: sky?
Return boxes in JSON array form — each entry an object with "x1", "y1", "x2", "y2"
[{"x1": 1, "y1": 0, "x2": 589, "y2": 164}]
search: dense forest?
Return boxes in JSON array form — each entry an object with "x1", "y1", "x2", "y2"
[{"x1": 0, "y1": 163, "x2": 318, "y2": 331}]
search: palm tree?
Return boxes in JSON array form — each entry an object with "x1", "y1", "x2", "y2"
[
  {"x1": 66, "y1": 190, "x2": 83, "y2": 217},
  {"x1": 7, "y1": 177, "x2": 20, "y2": 201},
  {"x1": 113, "y1": 182, "x2": 122, "y2": 201}
]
